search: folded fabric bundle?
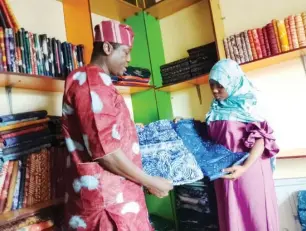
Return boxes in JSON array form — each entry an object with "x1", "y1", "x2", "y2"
[
  {"x1": 118, "y1": 75, "x2": 150, "y2": 83},
  {"x1": 0, "y1": 110, "x2": 47, "y2": 123},
  {"x1": 173, "y1": 119, "x2": 249, "y2": 181},
  {"x1": 137, "y1": 120, "x2": 203, "y2": 185},
  {"x1": 124, "y1": 66, "x2": 151, "y2": 79}
]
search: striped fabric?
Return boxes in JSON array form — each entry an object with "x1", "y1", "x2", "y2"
[{"x1": 94, "y1": 20, "x2": 134, "y2": 47}]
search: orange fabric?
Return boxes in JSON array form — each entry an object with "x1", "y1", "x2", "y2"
[{"x1": 0, "y1": 118, "x2": 50, "y2": 132}]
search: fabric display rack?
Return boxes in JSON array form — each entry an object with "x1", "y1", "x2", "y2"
[{"x1": 223, "y1": 12, "x2": 306, "y2": 65}]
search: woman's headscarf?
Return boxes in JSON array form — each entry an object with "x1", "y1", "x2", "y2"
[{"x1": 206, "y1": 59, "x2": 264, "y2": 125}]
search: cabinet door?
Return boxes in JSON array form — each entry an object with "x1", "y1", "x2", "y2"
[{"x1": 275, "y1": 178, "x2": 306, "y2": 231}]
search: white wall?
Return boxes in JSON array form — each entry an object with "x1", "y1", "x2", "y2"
[
  {"x1": 219, "y1": 0, "x2": 306, "y2": 36},
  {"x1": 0, "y1": 3, "x2": 134, "y2": 119}
]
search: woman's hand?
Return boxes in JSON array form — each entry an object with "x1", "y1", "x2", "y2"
[{"x1": 221, "y1": 165, "x2": 247, "y2": 180}]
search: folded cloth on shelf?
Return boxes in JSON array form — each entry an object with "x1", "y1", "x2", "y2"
[
  {"x1": 119, "y1": 75, "x2": 150, "y2": 83},
  {"x1": 115, "y1": 81, "x2": 150, "y2": 87},
  {"x1": 173, "y1": 119, "x2": 249, "y2": 181},
  {"x1": 137, "y1": 120, "x2": 203, "y2": 185},
  {"x1": 0, "y1": 118, "x2": 50, "y2": 133},
  {"x1": 0, "y1": 110, "x2": 47, "y2": 123},
  {"x1": 124, "y1": 66, "x2": 151, "y2": 78}
]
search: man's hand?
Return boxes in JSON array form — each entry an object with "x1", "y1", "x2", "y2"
[{"x1": 146, "y1": 176, "x2": 173, "y2": 198}]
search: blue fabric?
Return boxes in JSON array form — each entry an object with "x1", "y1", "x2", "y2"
[
  {"x1": 206, "y1": 59, "x2": 264, "y2": 125},
  {"x1": 137, "y1": 120, "x2": 203, "y2": 185},
  {"x1": 0, "y1": 110, "x2": 47, "y2": 123},
  {"x1": 2, "y1": 129, "x2": 50, "y2": 148},
  {"x1": 298, "y1": 191, "x2": 306, "y2": 231},
  {"x1": 174, "y1": 119, "x2": 249, "y2": 181}
]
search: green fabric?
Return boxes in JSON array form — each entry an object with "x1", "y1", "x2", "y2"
[{"x1": 206, "y1": 59, "x2": 264, "y2": 125}]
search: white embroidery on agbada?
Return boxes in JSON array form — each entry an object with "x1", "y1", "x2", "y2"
[
  {"x1": 66, "y1": 155, "x2": 71, "y2": 168},
  {"x1": 90, "y1": 91, "x2": 103, "y2": 113},
  {"x1": 116, "y1": 192, "x2": 124, "y2": 204},
  {"x1": 65, "y1": 138, "x2": 84, "y2": 153},
  {"x1": 62, "y1": 103, "x2": 74, "y2": 116},
  {"x1": 99, "y1": 73, "x2": 112, "y2": 86},
  {"x1": 72, "y1": 175, "x2": 99, "y2": 193},
  {"x1": 112, "y1": 124, "x2": 120, "y2": 140},
  {"x1": 82, "y1": 134, "x2": 92, "y2": 156},
  {"x1": 121, "y1": 202, "x2": 140, "y2": 214},
  {"x1": 72, "y1": 72, "x2": 87, "y2": 86},
  {"x1": 132, "y1": 142, "x2": 140, "y2": 155},
  {"x1": 69, "y1": 216, "x2": 87, "y2": 229}
]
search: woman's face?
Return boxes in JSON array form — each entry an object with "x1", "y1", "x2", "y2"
[{"x1": 209, "y1": 79, "x2": 229, "y2": 101}]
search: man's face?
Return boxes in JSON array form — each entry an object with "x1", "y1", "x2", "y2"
[{"x1": 105, "y1": 43, "x2": 132, "y2": 76}]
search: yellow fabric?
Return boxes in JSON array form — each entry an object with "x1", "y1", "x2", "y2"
[
  {"x1": 3, "y1": 161, "x2": 18, "y2": 212},
  {"x1": 0, "y1": 118, "x2": 50, "y2": 132},
  {"x1": 277, "y1": 20, "x2": 290, "y2": 52},
  {"x1": 272, "y1": 19, "x2": 282, "y2": 52}
]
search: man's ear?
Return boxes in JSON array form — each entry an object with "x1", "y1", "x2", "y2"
[{"x1": 102, "y1": 42, "x2": 113, "y2": 56}]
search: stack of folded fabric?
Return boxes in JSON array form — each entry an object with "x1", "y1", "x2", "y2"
[
  {"x1": 223, "y1": 11, "x2": 306, "y2": 64},
  {"x1": 0, "y1": 111, "x2": 66, "y2": 214},
  {"x1": 187, "y1": 43, "x2": 218, "y2": 78},
  {"x1": 175, "y1": 179, "x2": 219, "y2": 231},
  {"x1": 136, "y1": 120, "x2": 203, "y2": 186},
  {"x1": 160, "y1": 58, "x2": 191, "y2": 85},
  {"x1": 116, "y1": 66, "x2": 151, "y2": 87}
]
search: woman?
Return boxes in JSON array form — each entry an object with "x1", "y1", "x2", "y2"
[{"x1": 206, "y1": 59, "x2": 280, "y2": 231}]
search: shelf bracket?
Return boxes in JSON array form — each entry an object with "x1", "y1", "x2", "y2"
[
  {"x1": 5, "y1": 86, "x2": 13, "y2": 114},
  {"x1": 195, "y1": 85, "x2": 202, "y2": 105}
]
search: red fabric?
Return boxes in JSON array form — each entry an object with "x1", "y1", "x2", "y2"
[
  {"x1": 247, "y1": 30, "x2": 258, "y2": 60},
  {"x1": 262, "y1": 26, "x2": 271, "y2": 56},
  {"x1": 251, "y1": 29, "x2": 263, "y2": 59},
  {"x1": 257, "y1": 28, "x2": 267, "y2": 57},
  {"x1": 94, "y1": 20, "x2": 134, "y2": 47},
  {"x1": 0, "y1": 124, "x2": 47, "y2": 139},
  {"x1": 266, "y1": 23, "x2": 280, "y2": 55},
  {"x1": 62, "y1": 65, "x2": 152, "y2": 231}
]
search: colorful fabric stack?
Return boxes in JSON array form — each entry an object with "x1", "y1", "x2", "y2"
[
  {"x1": 117, "y1": 66, "x2": 151, "y2": 87},
  {"x1": 0, "y1": 0, "x2": 84, "y2": 77},
  {"x1": 0, "y1": 111, "x2": 67, "y2": 215},
  {"x1": 223, "y1": 11, "x2": 306, "y2": 64}
]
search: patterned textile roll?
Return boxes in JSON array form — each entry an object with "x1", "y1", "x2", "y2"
[
  {"x1": 18, "y1": 29, "x2": 26, "y2": 73},
  {"x1": 252, "y1": 29, "x2": 262, "y2": 59},
  {"x1": 240, "y1": 32, "x2": 249, "y2": 62},
  {"x1": 0, "y1": 162, "x2": 9, "y2": 194},
  {"x1": 243, "y1": 31, "x2": 253, "y2": 61},
  {"x1": 5, "y1": 28, "x2": 11, "y2": 72},
  {"x1": 229, "y1": 35, "x2": 241, "y2": 63},
  {"x1": 227, "y1": 37, "x2": 235, "y2": 60},
  {"x1": 0, "y1": 0, "x2": 13, "y2": 29},
  {"x1": 266, "y1": 23, "x2": 280, "y2": 55},
  {"x1": 285, "y1": 18, "x2": 293, "y2": 50},
  {"x1": 0, "y1": 27, "x2": 7, "y2": 71},
  {"x1": 12, "y1": 161, "x2": 21, "y2": 210},
  {"x1": 277, "y1": 20, "x2": 290, "y2": 52},
  {"x1": 223, "y1": 38, "x2": 230, "y2": 58},
  {"x1": 3, "y1": 0, "x2": 19, "y2": 30},
  {"x1": 24, "y1": 31, "x2": 32, "y2": 74},
  {"x1": 257, "y1": 28, "x2": 267, "y2": 57},
  {"x1": 4, "y1": 161, "x2": 18, "y2": 212},
  {"x1": 262, "y1": 27, "x2": 271, "y2": 56},
  {"x1": 288, "y1": 15, "x2": 300, "y2": 49},
  {"x1": 29, "y1": 33, "x2": 37, "y2": 75},
  {"x1": 247, "y1": 30, "x2": 258, "y2": 60},
  {"x1": 302, "y1": 12, "x2": 306, "y2": 34},
  {"x1": 235, "y1": 34, "x2": 246, "y2": 63},
  {"x1": 15, "y1": 31, "x2": 22, "y2": 73},
  {"x1": 0, "y1": 161, "x2": 14, "y2": 212},
  {"x1": 8, "y1": 29, "x2": 17, "y2": 72},
  {"x1": 295, "y1": 14, "x2": 306, "y2": 47},
  {"x1": 272, "y1": 19, "x2": 282, "y2": 52}
]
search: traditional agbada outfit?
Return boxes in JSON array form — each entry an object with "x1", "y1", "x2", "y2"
[
  {"x1": 206, "y1": 59, "x2": 280, "y2": 231},
  {"x1": 62, "y1": 21, "x2": 153, "y2": 231}
]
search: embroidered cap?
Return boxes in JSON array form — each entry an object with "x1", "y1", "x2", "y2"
[{"x1": 94, "y1": 20, "x2": 134, "y2": 47}]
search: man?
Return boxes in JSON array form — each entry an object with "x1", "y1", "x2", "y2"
[{"x1": 62, "y1": 20, "x2": 173, "y2": 230}]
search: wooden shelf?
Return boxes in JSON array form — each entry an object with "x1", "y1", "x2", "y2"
[
  {"x1": 157, "y1": 73, "x2": 209, "y2": 92},
  {"x1": 242, "y1": 46, "x2": 306, "y2": 73},
  {"x1": 117, "y1": 0, "x2": 142, "y2": 21},
  {"x1": 0, "y1": 198, "x2": 64, "y2": 227},
  {"x1": 0, "y1": 72, "x2": 151, "y2": 94},
  {"x1": 145, "y1": 0, "x2": 202, "y2": 19},
  {"x1": 277, "y1": 148, "x2": 306, "y2": 159}
]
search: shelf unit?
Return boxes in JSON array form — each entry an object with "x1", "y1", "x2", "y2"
[
  {"x1": 0, "y1": 72, "x2": 152, "y2": 94},
  {"x1": 0, "y1": 198, "x2": 64, "y2": 227},
  {"x1": 277, "y1": 148, "x2": 306, "y2": 159}
]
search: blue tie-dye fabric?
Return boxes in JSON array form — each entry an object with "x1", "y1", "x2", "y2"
[
  {"x1": 137, "y1": 120, "x2": 203, "y2": 185},
  {"x1": 173, "y1": 119, "x2": 249, "y2": 181},
  {"x1": 298, "y1": 191, "x2": 306, "y2": 231}
]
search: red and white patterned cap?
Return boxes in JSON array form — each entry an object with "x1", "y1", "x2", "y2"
[{"x1": 94, "y1": 20, "x2": 134, "y2": 47}]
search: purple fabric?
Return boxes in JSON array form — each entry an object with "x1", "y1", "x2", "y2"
[{"x1": 208, "y1": 120, "x2": 279, "y2": 231}]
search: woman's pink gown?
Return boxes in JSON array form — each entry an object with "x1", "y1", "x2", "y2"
[{"x1": 208, "y1": 120, "x2": 279, "y2": 231}]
